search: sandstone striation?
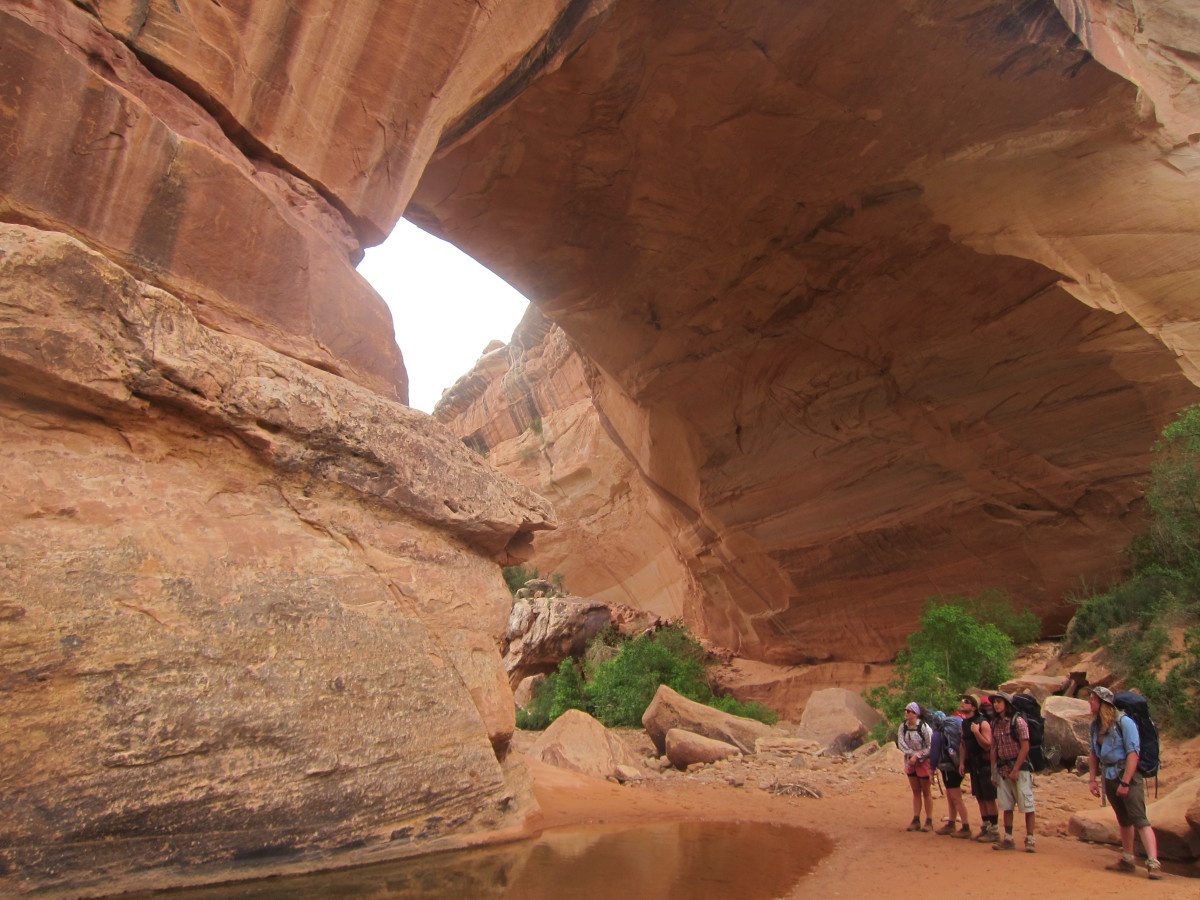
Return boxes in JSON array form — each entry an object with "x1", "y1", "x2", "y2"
[
  {"x1": 7, "y1": 0, "x2": 1200, "y2": 894},
  {"x1": 436, "y1": 307, "x2": 699, "y2": 621},
  {"x1": 0, "y1": 224, "x2": 552, "y2": 895},
  {"x1": 414, "y1": 0, "x2": 1200, "y2": 662}
]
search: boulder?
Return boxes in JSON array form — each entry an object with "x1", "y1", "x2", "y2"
[
  {"x1": 528, "y1": 709, "x2": 643, "y2": 780},
  {"x1": 1064, "y1": 648, "x2": 1118, "y2": 695},
  {"x1": 641, "y1": 685, "x2": 773, "y2": 756},
  {"x1": 1000, "y1": 674, "x2": 1072, "y2": 705},
  {"x1": 1070, "y1": 773, "x2": 1200, "y2": 861},
  {"x1": 502, "y1": 595, "x2": 612, "y2": 685},
  {"x1": 513, "y1": 673, "x2": 546, "y2": 710},
  {"x1": 1188, "y1": 787, "x2": 1200, "y2": 834},
  {"x1": 1146, "y1": 774, "x2": 1200, "y2": 861},
  {"x1": 1068, "y1": 805, "x2": 1119, "y2": 845},
  {"x1": 665, "y1": 729, "x2": 743, "y2": 769},
  {"x1": 795, "y1": 688, "x2": 882, "y2": 754},
  {"x1": 1042, "y1": 696, "x2": 1094, "y2": 761}
]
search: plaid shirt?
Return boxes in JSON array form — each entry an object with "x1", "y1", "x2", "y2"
[{"x1": 992, "y1": 713, "x2": 1029, "y2": 774}]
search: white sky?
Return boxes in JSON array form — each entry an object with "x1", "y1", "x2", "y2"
[{"x1": 357, "y1": 219, "x2": 530, "y2": 413}]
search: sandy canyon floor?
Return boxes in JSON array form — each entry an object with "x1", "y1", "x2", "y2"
[{"x1": 514, "y1": 730, "x2": 1200, "y2": 899}]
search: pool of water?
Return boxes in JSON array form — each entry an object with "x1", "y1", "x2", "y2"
[{"x1": 129, "y1": 820, "x2": 832, "y2": 899}]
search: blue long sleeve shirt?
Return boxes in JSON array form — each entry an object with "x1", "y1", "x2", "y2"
[{"x1": 1091, "y1": 714, "x2": 1140, "y2": 781}]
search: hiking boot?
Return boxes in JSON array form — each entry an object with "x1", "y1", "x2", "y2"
[
  {"x1": 906, "y1": 817, "x2": 921, "y2": 832},
  {"x1": 975, "y1": 824, "x2": 998, "y2": 843},
  {"x1": 1106, "y1": 857, "x2": 1137, "y2": 873},
  {"x1": 992, "y1": 835, "x2": 1016, "y2": 851},
  {"x1": 1024, "y1": 835, "x2": 1036, "y2": 853},
  {"x1": 1147, "y1": 859, "x2": 1163, "y2": 880},
  {"x1": 951, "y1": 825, "x2": 973, "y2": 839},
  {"x1": 922, "y1": 818, "x2": 934, "y2": 832},
  {"x1": 934, "y1": 822, "x2": 957, "y2": 836}
]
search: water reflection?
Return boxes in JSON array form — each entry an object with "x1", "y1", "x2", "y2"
[{"x1": 132, "y1": 821, "x2": 831, "y2": 899}]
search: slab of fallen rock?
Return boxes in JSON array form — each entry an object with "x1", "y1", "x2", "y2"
[
  {"x1": 665, "y1": 729, "x2": 743, "y2": 769},
  {"x1": 528, "y1": 709, "x2": 643, "y2": 780},
  {"x1": 502, "y1": 595, "x2": 612, "y2": 684},
  {"x1": 642, "y1": 685, "x2": 773, "y2": 755},
  {"x1": 1001, "y1": 674, "x2": 1072, "y2": 704},
  {"x1": 795, "y1": 688, "x2": 882, "y2": 754},
  {"x1": 1043, "y1": 695, "x2": 1094, "y2": 761},
  {"x1": 1069, "y1": 772, "x2": 1200, "y2": 861}
]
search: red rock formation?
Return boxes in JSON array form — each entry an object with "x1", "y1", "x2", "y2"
[
  {"x1": 437, "y1": 307, "x2": 700, "y2": 621},
  {"x1": 413, "y1": 0, "x2": 1200, "y2": 663},
  {"x1": 0, "y1": 224, "x2": 554, "y2": 895},
  {"x1": 6, "y1": 0, "x2": 1200, "y2": 894}
]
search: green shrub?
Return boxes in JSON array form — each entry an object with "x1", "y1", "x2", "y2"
[
  {"x1": 586, "y1": 627, "x2": 709, "y2": 727},
  {"x1": 515, "y1": 669, "x2": 557, "y2": 730},
  {"x1": 549, "y1": 657, "x2": 589, "y2": 720},
  {"x1": 1060, "y1": 404, "x2": 1200, "y2": 737},
  {"x1": 864, "y1": 593, "x2": 1027, "y2": 743},
  {"x1": 517, "y1": 624, "x2": 777, "y2": 730}
]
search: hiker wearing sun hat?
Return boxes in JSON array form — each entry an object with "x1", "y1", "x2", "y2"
[
  {"x1": 988, "y1": 692, "x2": 1037, "y2": 852},
  {"x1": 1088, "y1": 686, "x2": 1163, "y2": 880},
  {"x1": 897, "y1": 702, "x2": 934, "y2": 831}
]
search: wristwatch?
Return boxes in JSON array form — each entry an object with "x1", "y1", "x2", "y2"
[{"x1": 1119, "y1": 780, "x2": 1130, "y2": 787}]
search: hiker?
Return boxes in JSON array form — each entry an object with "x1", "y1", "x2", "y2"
[
  {"x1": 931, "y1": 709, "x2": 971, "y2": 838},
  {"x1": 1087, "y1": 686, "x2": 1163, "y2": 880},
  {"x1": 988, "y1": 692, "x2": 1036, "y2": 852},
  {"x1": 957, "y1": 694, "x2": 998, "y2": 841},
  {"x1": 897, "y1": 701, "x2": 934, "y2": 831}
]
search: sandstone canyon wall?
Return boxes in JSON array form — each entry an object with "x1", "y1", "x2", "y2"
[
  {"x1": 435, "y1": 307, "x2": 699, "y2": 623},
  {"x1": 0, "y1": 0, "x2": 591, "y2": 895},
  {"x1": 411, "y1": 0, "x2": 1200, "y2": 664},
  {"x1": 6, "y1": 0, "x2": 1200, "y2": 894}
]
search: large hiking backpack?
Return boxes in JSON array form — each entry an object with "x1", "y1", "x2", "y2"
[
  {"x1": 934, "y1": 714, "x2": 963, "y2": 772},
  {"x1": 1008, "y1": 693, "x2": 1048, "y2": 772},
  {"x1": 1113, "y1": 690, "x2": 1160, "y2": 785}
]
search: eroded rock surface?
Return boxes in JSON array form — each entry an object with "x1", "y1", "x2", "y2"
[
  {"x1": 0, "y1": 225, "x2": 552, "y2": 896},
  {"x1": 7, "y1": 0, "x2": 1200, "y2": 894},
  {"x1": 415, "y1": 0, "x2": 1200, "y2": 663},
  {"x1": 436, "y1": 308, "x2": 699, "y2": 623}
]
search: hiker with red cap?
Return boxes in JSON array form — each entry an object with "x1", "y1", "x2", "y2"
[
  {"x1": 1088, "y1": 686, "x2": 1163, "y2": 880},
  {"x1": 958, "y1": 693, "x2": 999, "y2": 841}
]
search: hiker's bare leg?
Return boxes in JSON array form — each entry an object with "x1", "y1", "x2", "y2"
[
  {"x1": 1120, "y1": 824, "x2": 1135, "y2": 856},
  {"x1": 1137, "y1": 824, "x2": 1158, "y2": 861},
  {"x1": 948, "y1": 788, "x2": 967, "y2": 825},
  {"x1": 1024, "y1": 811, "x2": 1035, "y2": 837},
  {"x1": 909, "y1": 776, "x2": 922, "y2": 818}
]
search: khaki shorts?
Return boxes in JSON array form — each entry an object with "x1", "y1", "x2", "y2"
[
  {"x1": 1104, "y1": 774, "x2": 1150, "y2": 828},
  {"x1": 995, "y1": 768, "x2": 1035, "y2": 813}
]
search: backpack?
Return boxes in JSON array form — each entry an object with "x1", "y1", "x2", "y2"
[
  {"x1": 1113, "y1": 690, "x2": 1160, "y2": 785},
  {"x1": 1008, "y1": 693, "x2": 1048, "y2": 772},
  {"x1": 934, "y1": 714, "x2": 963, "y2": 771}
]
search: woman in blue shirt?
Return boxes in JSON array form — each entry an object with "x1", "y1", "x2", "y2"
[{"x1": 1087, "y1": 686, "x2": 1162, "y2": 880}]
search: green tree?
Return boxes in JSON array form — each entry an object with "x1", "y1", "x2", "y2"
[
  {"x1": 1141, "y1": 404, "x2": 1200, "y2": 570},
  {"x1": 865, "y1": 595, "x2": 1025, "y2": 741}
]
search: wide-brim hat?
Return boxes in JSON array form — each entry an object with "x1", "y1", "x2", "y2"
[
  {"x1": 1091, "y1": 685, "x2": 1116, "y2": 705},
  {"x1": 988, "y1": 691, "x2": 1014, "y2": 706}
]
